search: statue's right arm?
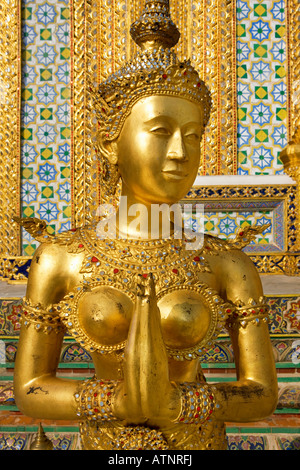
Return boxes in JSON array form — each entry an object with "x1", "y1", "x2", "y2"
[{"x1": 13, "y1": 242, "x2": 84, "y2": 420}]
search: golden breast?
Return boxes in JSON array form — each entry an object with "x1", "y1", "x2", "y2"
[
  {"x1": 76, "y1": 285, "x2": 212, "y2": 351},
  {"x1": 77, "y1": 286, "x2": 134, "y2": 346}
]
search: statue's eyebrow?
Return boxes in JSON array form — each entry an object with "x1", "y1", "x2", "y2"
[{"x1": 143, "y1": 116, "x2": 202, "y2": 129}]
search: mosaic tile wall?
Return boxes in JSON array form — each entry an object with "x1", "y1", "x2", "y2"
[
  {"x1": 21, "y1": 0, "x2": 71, "y2": 256},
  {"x1": 236, "y1": 0, "x2": 288, "y2": 175},
  {"x1": 20, "y1": 0, "x2": 289, "y2": 255}
]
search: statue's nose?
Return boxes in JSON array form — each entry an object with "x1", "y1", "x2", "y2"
[{"x1": 167, "y1": 130, "x2": 187, "y2": 161}]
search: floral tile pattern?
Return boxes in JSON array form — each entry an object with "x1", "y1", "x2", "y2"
[
  {"x1": 236, "y1": 0, "x2": 288, "y2": 175},
  {"x1": 21, "y1": 0, "x2": 71, "y2": 256}
]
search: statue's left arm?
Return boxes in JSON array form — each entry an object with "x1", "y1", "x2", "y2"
[{"x1": 207, "y1": 248, "x2": 278, "y2": 422}]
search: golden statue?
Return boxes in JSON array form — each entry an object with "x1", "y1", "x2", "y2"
[{"x1": 14, "y1": 0, "x2": 278, "y2": 450}]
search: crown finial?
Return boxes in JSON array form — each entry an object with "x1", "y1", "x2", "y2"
[{"x1": 130, "y1": 0, "x2": 180, "y2": 50}]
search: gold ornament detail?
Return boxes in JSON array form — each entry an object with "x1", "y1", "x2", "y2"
[
  {"x1": 226, "y1": 297, "x2": 270, "y2": 330},
  {"x1": 22, "y1": 298, "x2": 65, "y2": 335},
  {"x1": 79, "y1": 420, "x2": 169, "y2": 450},
  {"x1": 94, "y1": 50, "x2": 211, "y2": 142},
  {"x1": 75, "y1": 377, "x2": 119, "y2": 422},
  {"x1": 176, "y1": 382, "x2": 216, "y2": 424},
  {"x1": 228, "y1": 223, "x2": 271, "y2": 250}
]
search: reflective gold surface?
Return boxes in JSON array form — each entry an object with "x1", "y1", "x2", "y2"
[{"x1": 14, "y1": 0, "x2": 278, "y2": 450}]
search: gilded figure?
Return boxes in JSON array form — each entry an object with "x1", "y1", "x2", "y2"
[{"x1": 14, "y1": 0, "x2": 278, "y2": 450}]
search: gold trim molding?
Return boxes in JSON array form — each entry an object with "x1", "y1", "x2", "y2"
[{"x1": 0, "y1": 0, "x2": 21, "y2": 257}]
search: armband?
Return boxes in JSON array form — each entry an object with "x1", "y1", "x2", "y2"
[
  {"x1": 22, "y1": 298, "x2": 65, "y2": 334},
  {"x1": 226, "y1": 297, "x2": 270, "y2": 329}
]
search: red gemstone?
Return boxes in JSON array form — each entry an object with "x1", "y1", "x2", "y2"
[
  {"x1": 194, "y1": 413, "x2": 199, "y2": 418},
  {"x1": 162, "y1": 74, "x2": 167, "y2": 79},
  {"x1": 197, "y1": 82, "x2": 201, "y2": 87},
  {"x1": 113, "y1": 268, "x2": 119, "y2": 274},
  {"x1": 195, "y1": 391, "x2": 199, "y2": 396},
  {"x1": 94, "y1": 408, "x2": 99, "y2": 413},
  {"x1": 172, "y1": 268, "x2": 178, "y2": 274},
  {"x1": 197, "y1": 406, "x2": 201, "y2": 411},
  {"x1": 142, "y1": 273, "x2": 148, "y2": 278},
  {"x1": 78, "y1": 244, "x2": 84, "y2": 248},
  {"x1": 193, "y1": 256, "x2": 200, "y2": 262},
  {"x1": 91, "y1": 256, "x2": 99, "y2": 263},
  {"x1": 226, "y1": 308, "x2": 231, "y2": 314},
  {"x1": 107, "y1": 392, "x2": 111, "y2": 396},
  {"x1": 239, "y1": 231, "x2": 244, "y2": 236},
  {"x1": 93, "y1": 393, "x2": 98, "y2": 397}
]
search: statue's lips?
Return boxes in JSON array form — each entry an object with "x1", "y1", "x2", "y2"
[{"x1": 161, "y1": 170, "x2": 188, "y2": 180}]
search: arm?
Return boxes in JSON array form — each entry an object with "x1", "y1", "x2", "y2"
[
  {"x1": 13, "y1": 242, "x2": 84, "y2": 420},
  {"x1": 209, "y1": 249, "x2": 278, "y2": 422}
]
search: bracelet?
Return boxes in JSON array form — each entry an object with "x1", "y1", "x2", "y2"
[
  {"x1": 75, "y1": 376, "x2": 119, "y2": 421},
  {"x1": 176, "y1": 383, "x2": 217, "y2": 424},
  {"x1": 22, "y1": 298, "x2": 65, "y2": 334},
  {"x1": 226, "y1": 297, "x2": 270, "y2": 330}
]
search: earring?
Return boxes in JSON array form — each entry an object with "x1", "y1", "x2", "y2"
[{"x1": 100, "y1": 155, "x2": 121, "y2": 204}]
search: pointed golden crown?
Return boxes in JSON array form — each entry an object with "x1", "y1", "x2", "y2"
[{"x1": 94, "y1": 0, "x2": 211, "y2": 141}]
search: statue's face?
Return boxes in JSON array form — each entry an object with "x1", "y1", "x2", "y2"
[{"x1": 116, "y1": 95, "x2": 203, "y2": 205}]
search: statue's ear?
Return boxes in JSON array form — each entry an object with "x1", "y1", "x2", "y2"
[{"x1": 98, "y1": 136, "x2": 118, "y2": 165}]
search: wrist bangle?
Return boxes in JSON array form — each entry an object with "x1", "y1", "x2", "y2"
[
  {"x1": 75, "y1": 376, "x2": 119, "y2": 421},
  {"x1": 176, "y1": 382, "x2": 216, "y2": 424}
]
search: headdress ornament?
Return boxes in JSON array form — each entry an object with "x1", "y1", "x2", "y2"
[{"x1": 94, "y1": 0, "x2": 212, "y2": 142}]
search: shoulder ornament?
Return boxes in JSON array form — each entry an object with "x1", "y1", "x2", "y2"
[{"x1": 13, "y1": 216, "x2": 84, "y2": 253}]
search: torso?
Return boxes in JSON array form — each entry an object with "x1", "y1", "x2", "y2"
[{"x1": 51, "y1": 224, "x2": 234, "y2": 379}]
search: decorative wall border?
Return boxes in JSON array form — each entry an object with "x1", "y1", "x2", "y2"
[{"x1": 185, "y1": 184, "x2": 299, "y2": 275}]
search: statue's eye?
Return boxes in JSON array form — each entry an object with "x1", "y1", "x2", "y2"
[
  {"x1": 150, "y1": 127, "x2": 171, "y2": 135},
  {"x1": 184, "y1": 132, "x2": 200, "y2": 142}
]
